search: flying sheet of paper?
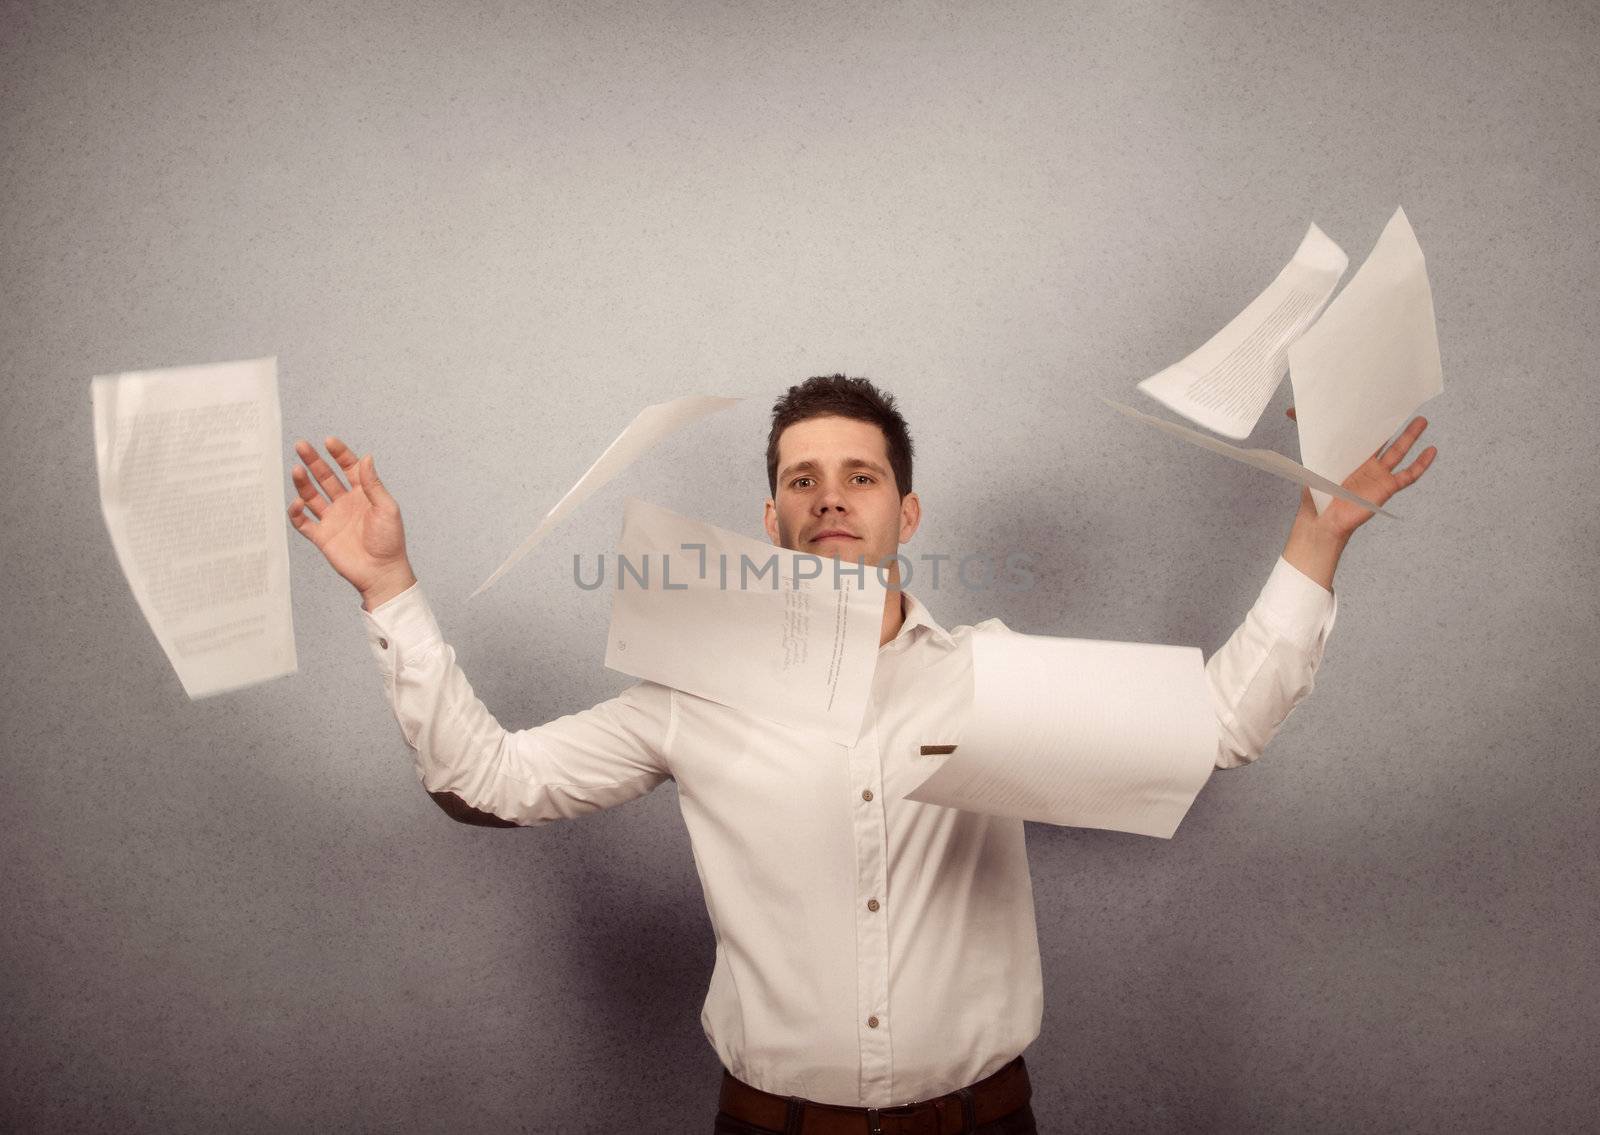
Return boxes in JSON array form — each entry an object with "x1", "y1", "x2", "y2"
[
  {"x1": 905, "y1": 627, "x2": 1217, "y2": 839},
  {"x1": 604, "y1": 497, "x2": 888, "y2": 746},
  {"x1": 91, "y1": 356, "x2": 297, "y2": 698},
  {"x1": 469, "y1": 394, "x2": 747, "y2": 600},
  {"x1": 1100, "y1": 398, "x2": 1394, "y2": 517},
  {"x1": 1138, "y1": 223, "x2": 1349, "y2": 439},
  {"x1": 1289, "y1": 206, "x2": 1443, "y2": 512}
]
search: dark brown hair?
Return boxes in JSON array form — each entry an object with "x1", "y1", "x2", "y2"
[{"x1": 766, "y1": 374, "x2": 914, "y2": 498}]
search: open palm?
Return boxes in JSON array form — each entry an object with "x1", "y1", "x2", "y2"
[
  {"x1": 1288, "y1": 408, "x2": 1437, "y2": 540},
  {"x1": 286, "y1": 436, "x2": 411, "y2": 595}
]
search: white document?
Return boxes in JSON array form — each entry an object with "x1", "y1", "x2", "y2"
[
  {"x1": 1138, "y1": 223, "x2": 1348, "y2": 439},
  {"x1": 91, "y1": 357, "x2": 297, "y2": 698},
  {"x1": 1101, "y1": 398, "x2": 1394, "y2": 517},
  {"x1": 469, "y1": 393, "x2": 746, "y2": 599},
  {"x1": 604, "y1": 497, "x2": 888, "y2": 746},
  {"x1": 905, "y1": 627, "x2": 1217, "y2": 839},
  {"x1": 1290, "y1": 207, "x2": 1443, "y2": 512}
]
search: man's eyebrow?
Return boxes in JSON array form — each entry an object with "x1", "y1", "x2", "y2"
[{"x1": 779, "y1": 457, "x2": 890, "y2": 481}]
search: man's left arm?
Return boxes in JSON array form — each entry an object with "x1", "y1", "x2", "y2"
[{"x1": 1211, "y1": 412, "x2": 1437, "y2": 768}]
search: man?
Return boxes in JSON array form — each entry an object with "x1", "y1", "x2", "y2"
[{"x1": 288, "y1": 376, "x2": 1435, "y2": 1133}]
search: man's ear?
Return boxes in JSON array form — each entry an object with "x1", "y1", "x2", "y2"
[
  {"x1": 899, "y1": 491, "x2": 922, "y2": 543},
  {"x1": 763, "y1": 498, "x2": 779, "y2": 545}
]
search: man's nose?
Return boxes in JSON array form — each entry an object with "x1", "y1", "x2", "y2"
[{"x1": 814, "y1": 486, "x2": 847, "y2": 513}]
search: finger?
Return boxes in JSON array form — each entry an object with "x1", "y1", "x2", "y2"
[
  {"x1": 1379, "y1": 416, "x2": 1428, "y2": 468},
  {"x1": 324, "y1": 436, "x2": 360, "y2": 477},
  {"x1": 290, "y1": 463, "x2": 328, "y2": 518},
  {"x1": 356, "y1": 453, "x2": 395, "y2": 509},
  {"x1": 287, "y1": 496, "x2": 320, "y2": 534},
  {"x1": 1378, "y1": 416, "x2": 1429, "y2": 471},
  {"x1": 1393, "y1": 445, "x2": 1437, "y2": 489},
  {"x1": 294, "y1": 438, "x2": 350, "y2": 500},
  {"x1": 1285, "y1": 406, "x2": 1297, "y2": 421}
]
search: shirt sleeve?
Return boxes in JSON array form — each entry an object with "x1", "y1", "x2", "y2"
[
  {"x1": 358, "y1": 581, "x2": 676, "y2": 824},
  {"x1": 1207, "y1": 556, "x2": 1339, "y2": 769}
]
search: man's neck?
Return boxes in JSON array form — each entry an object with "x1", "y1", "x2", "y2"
[{"x1": 880, "y1": 588, "x2": 907, "y2": 647}]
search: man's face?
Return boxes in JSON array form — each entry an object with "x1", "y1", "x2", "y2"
[{"x1": 764, "y1": 415, "x2": 920, "y2": 576}]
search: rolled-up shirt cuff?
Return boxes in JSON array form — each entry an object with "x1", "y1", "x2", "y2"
[
  {"x1": 1254, "y1": 556, "x2": 1339, "y2": 652},
  {"x1": 359, "y1": 581, "x2": 443, "y2": 673}
]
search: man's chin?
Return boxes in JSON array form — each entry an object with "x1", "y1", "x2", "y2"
[{"x1": 813, "y1": 544, "x2": 876, "y2": 567}]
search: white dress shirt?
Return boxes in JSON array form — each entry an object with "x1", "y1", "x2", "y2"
[{"x1": 360, "y1": 555, "x2": 1336, "y2": 1106}]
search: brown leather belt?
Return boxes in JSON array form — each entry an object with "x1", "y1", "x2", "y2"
[{"x1": 718, "y1": 1056, "x2": 1030, "y2": 1135}]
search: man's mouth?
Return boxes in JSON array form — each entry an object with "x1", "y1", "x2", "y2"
[{"x1": 811, "y1": 531, "x2": 858, "y2": 542}]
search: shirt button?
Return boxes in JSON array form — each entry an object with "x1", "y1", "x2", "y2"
[
  {"x1": 867, "y1": 1016, "x2": 880, "y2": 1029},
  {"x1": 861, "y1": 789, "x2": 873, "y2": 802},
  {"x1": 378, "y1": 637, "x2": 388, "y2": 650},
  {"x1": 867, "y1": 898, "x2": 880, "y2": 912}
]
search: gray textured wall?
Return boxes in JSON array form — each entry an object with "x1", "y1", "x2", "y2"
[{"x1": 4, "y1": 0, "x2": 1597, "y2": 1131}]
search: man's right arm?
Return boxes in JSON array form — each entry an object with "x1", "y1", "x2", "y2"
[
  {"x1": 360, "y1": 580, "x2": 674, "y2": 826},
  {"x1": 362, "y1": 568, "x2": 508, "y2": 824},
  {"x1": 287, "y1": 435, "x2": 672, "y2": 826}
]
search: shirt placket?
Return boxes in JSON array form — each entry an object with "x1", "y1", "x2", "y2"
[{"x1": 849, "y1": 694, "x2": 893, "y2": 1102}]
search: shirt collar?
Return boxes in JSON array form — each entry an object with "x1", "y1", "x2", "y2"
[{"x1": 893, "y1": 589, "x2": 957, "y2": 650}]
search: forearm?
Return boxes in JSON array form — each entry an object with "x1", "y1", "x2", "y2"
[
  {"x1": 361, "y1": 583, "x2": 674, "y2": 823},
  {"x1": 1208, "y1": 556, "x2": 1338, "y2": 768},
  {"x1": 367, "y1": 605, "x2": 523, "y2": 814},
  {"x1": 1281, "y1": 518, "x2": 1346, "y2": 594},
  {"x1": 363, "y1": 583, "x2": 546, "y2": 820},
  {"x1": 397, "y1": 640, "x2": 529, "y2": 809}
]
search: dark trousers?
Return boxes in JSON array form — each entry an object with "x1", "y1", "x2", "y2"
[{"x1": 713, "y1": 1101, "x2": 1039, "y2": 1134}]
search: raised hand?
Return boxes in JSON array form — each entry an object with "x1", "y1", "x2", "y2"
[
  {"x1": 1279, "y1": 408, "x2": 1437, "y2": 590},
  {"x1": 1287, "y1": 407, "x2": 1438, "y2": 540},
  {"x1": 287, "y1": 436, "x2": 416, "y2": 608}
]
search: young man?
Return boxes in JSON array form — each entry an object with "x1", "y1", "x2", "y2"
[{"x1": 288, "y1": 376, "x2": 1435, "y2": 1133}]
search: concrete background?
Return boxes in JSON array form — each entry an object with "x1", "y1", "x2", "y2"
[{"x1": 3, "y1": 0, "x2": 1596, "y2": 1130}]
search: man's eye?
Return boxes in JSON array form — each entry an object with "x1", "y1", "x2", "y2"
[
  {"x1": 792, "y1": 477, "x2": 813, "y2": 489},
  {"x1": 851, "y1": 474, "x2": 873, "y2": 485}
]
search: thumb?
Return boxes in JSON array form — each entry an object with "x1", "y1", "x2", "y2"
[{"x1": 358, "y1": 453, "x2": 394, "y2": 509}]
